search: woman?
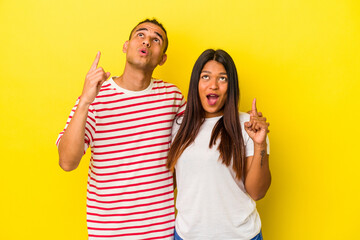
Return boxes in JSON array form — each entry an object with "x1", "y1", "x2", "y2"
[{"x1": 167, "y1": 49, "x2": 271, "y2": 240}]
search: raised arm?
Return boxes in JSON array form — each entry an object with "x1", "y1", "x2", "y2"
[
  {"x1": 58, "y1": 52, "x2": 110, "y2": 171},
  {"x1": 243, "y1": 98, "x2": 271, "y2": 200}
]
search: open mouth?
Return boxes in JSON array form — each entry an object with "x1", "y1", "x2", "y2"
[
  {"x1": 206, "y1": 94, "x2": 219, "y2": 105},
  {"x1": 139, "y1": 48, "x2": 148, "y2": 55}
]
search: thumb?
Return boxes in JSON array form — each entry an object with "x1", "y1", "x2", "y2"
[{"x1": 106, "y1": 72, "x2": 111, "y2": 80}]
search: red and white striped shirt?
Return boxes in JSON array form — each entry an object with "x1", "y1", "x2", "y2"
[{"x1": 57, "y1": 78, "x2": 186, "y2": 239}]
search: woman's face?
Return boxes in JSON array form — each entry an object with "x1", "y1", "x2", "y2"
[{"x1": 198, "y1": 60, "x2": 228, "y2": 118}]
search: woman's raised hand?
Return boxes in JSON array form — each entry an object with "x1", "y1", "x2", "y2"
[{"x1": 244, "y1": 98, "x2": 270, "y2": 145}]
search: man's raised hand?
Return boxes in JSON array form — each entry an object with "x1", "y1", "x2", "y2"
[{"x1": 80, "y1": 51, "x2": 111, "y2": 105}]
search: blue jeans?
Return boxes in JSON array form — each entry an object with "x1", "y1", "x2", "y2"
[
  {"x1": 251, "y1": 230, "x2": 263, "y2": 240},
  {"x1": 174, "y1": 228, "x2": 182, "y2": 240},
  {"x1": 174, "y1": 229, "x2": 263, "y2": 240}
]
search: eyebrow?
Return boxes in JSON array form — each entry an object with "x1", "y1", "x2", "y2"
[
  {"x1": 135, "y1": 28, "x2": 164, "y2": 42},
  {"x1": 201, "y1": 71, "x2": 227, "y2": 75}
]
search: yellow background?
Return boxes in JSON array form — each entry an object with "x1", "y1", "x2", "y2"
[{"x1": 1, "y1": 0, "x2": 359, "y2": 239}]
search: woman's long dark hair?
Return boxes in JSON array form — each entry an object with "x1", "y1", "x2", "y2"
[{"x1": 167, "y1": 49, "x2": 246, "y2": 180}]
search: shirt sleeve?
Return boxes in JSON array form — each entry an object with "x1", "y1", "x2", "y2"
[
  {"x1": 171, "y1": 117, "x2": 182, "y2": 142},
  {"x1": 175, "y1": 92, "x2": 186, "y2": 117},
  {"x1": 55, "y1": 97, "x2": 96, "y2": 155}
]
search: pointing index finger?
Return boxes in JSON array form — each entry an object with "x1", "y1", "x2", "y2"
[
  {"x1": 90, "y1": 51, "x2": 101, "y2": 71},
  {"x1": 251, "y1": 98, "x2": 258, "y2": 116}
]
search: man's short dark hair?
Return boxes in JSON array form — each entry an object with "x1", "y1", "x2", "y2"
[{"x1": 129, "y1": 18, "x2": 168, "y2": 53}]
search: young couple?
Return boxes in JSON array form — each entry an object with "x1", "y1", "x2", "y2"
[{"x1": 57, "y1": 18, "x2": 271, "y2": 240}]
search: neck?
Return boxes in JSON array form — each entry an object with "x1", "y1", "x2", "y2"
[{"x1": 114, "y1": 63, "x2": 154, "y2": 91}]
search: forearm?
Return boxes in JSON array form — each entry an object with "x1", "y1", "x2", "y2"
[
  {"x1": 244, "y1": 143, "x2": 271, "y2": 201},
  {"x1": 58, "y1": 100, "x2": 90, "y2": 171}
]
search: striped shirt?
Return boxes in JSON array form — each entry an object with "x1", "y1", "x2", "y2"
[{"x1": 57, "y1": 78, "x2": 186, "y2": 239}]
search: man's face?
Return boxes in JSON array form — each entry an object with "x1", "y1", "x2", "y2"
[{"x1": 123, "y1": 22, "x2": 167, "y2": 71}]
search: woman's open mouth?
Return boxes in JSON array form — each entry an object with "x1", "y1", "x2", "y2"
[{"x1": 206, "y1": 94, "x2": 219, "y2": 105}]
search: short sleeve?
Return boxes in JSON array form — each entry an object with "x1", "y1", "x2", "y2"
[
  {"x1": 175, "y1": 92, "x2": 186, "y2": 117},
  {"x1": 172, "y1": 87, "x2": 186, "y2": 141},
  {"x1": 55, "y1": 97, "x2": 96, "y2": 155},
  {"x1": 171, "y1": 117, "x2": 183, "y2": 142}
]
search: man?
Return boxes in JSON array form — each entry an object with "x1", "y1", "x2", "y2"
[{"x1": 57, "y1": 19, "x2": 186, "y2": 239}]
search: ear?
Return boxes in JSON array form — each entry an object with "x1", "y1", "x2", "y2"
[
  {"x1": 123, "y1": 41, "x2": 129, "y2": 53},
  {"x1": 158, "y1": 53, "x2": 167, "y2": 66}
]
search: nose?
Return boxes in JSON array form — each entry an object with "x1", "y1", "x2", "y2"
[
  {"x1": 143, "y1": 37, "x2": 151, "y2": 48},
  {"x1": 209, "y1": 79, "x2": 219, "y2": 90}
]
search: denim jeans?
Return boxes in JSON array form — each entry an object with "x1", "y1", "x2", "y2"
[
  {"x1": 174, "y1": 229, "x2": 263, "y2": 240},
  {"x1": 251, "y1": 230, "x2": 263, "y2": 240},
  {"x1": 174, "y1": 228, "x2": 182, "y2": 240}
]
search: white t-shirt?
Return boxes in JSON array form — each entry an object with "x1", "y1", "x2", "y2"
[{"x1": 173, "y1": 113, "x2": 269, "y2": 240}]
